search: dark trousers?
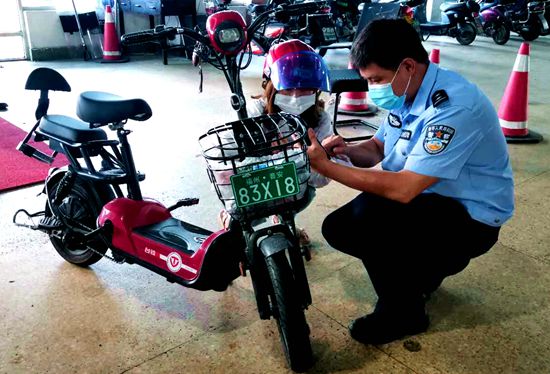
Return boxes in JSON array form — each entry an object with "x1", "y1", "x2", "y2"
[{"x1": 321, "y1": 192, "x2": 500, "y2": 311}]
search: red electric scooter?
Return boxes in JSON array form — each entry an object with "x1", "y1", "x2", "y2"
[{"x1": 13, "y1": 3, "x2": 326, "y2": 372}]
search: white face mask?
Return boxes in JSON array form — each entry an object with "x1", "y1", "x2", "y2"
[{"x1": 274, "y1": 93, "x2": 316, "y2": 115}]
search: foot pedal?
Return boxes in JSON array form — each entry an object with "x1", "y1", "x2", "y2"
[{"x1": 38, "y1": 216, "x2": 63, "y2": 230}]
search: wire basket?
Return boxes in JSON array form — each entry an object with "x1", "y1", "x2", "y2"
[{"x1": 199, "y1": 113, "x2": 311, "y2": 221}]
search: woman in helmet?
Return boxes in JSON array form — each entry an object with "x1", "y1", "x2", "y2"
[
  {"x1": 225, "y1": 39, "x2": 351, "y2": 247},
  {"x1": 249, "y1": 39, "x2": 351, "y2": 188}
]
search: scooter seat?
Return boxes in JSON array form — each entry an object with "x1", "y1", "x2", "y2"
[
  {"x1": 440, "y1": 2, "x2": 468, "y2": 12},
  {"x1": 38, "y1": 114, "x2": 108, "y2": 145},
  {"x1": 77, "y1": 91, "x2": 152, "y2": 127}
]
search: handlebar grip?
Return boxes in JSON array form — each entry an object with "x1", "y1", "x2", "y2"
[{"x1": 121, "y1": 26, "x2": 177, "y2": 46}]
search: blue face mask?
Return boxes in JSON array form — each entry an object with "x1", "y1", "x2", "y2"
[{"x1": 368, "y1": 64, "x2": 412, "y2": 110}]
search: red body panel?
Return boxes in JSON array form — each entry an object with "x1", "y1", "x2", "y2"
[
  {"x1": 132, "y1": 228, "x2": 226, "y2": 282},
  {"x1": 98, "y1": 198, "x2": 227, "y2": 283}
]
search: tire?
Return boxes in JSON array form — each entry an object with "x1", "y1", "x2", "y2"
[
  {"x1": 46, "y1": 176, "x2": 114, "y2": 267},
  {"x1": 456, "y1": 22, "x2": 476, "y2": 45},
  {"x1": 491, "y1": 23, "x2": 510, "y2": 45},
  {"x1": 266, "y1": 251, "x2": 313, "y2": 372},
  {"x1": 520, "y1": 27, "x2": 539, "y2": 41}
]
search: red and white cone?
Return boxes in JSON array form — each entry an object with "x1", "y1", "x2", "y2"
[
  {"x1": 338, "y1": 62, "x2": 378, "y2": 116},
  {"x1": 498, "y1": 43, "x2": 542, "y2": 143},
  {"x1": 429, "y1": 48, "x2": 440, "y2": 65},
  {"x1": 101, "y1": 5, "x2": 128, "y2": 63}
]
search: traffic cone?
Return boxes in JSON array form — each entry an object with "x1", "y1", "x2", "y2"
[
  {"x1": 338, "y1": 62, "x2": 378, "y2": 116},
  {"x1": 429, "y1": 48, "x2": 440, "y2": 65},
  {"x1": 101, "y1": 5, "x2": 128, "y2": 63},
  {"x1": 498, "y1": 42, "x2": 542, "y2": 144}
]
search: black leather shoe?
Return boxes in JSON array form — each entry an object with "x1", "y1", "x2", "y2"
[{"x1": 349, "y1": 308, "x2": 429, "y2": 345}]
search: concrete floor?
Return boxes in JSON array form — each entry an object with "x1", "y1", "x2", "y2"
[{"x1": 1, "y1": 34, "x2": 550, "y2": 374}]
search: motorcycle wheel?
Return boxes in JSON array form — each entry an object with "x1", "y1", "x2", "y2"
[
  {"x1": 492, "y1": 23, "x2": 510, "y2": 45},
  {"x1": 266, "y1": 251, "x2": 313, "y2": 372},
  {"x1": 46, "y1": 176, "x2": 114, "y2": 267},
  {"x1": 456, "y1": 22, "x2": 476, "y2": 45},
  {"x1": 519, "y1": 27, "x2": 539, "y2": 41}
]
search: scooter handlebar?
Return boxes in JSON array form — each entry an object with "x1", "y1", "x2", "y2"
[{"x1": 121, "y1": 26, "x2": 210, "y2": 48}]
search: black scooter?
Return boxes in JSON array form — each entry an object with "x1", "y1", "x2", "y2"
[{"x1": 412, "y1": 0, "x2": 481, "y2": 45}]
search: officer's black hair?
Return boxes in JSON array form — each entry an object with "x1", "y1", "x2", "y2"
[{"x1": 350, "y1": 19, "x2": 429, "y2": 71}]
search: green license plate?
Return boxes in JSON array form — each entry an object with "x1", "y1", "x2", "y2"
[{"x1": 230, "y1": 162, "x2": 300, "y2": 208}]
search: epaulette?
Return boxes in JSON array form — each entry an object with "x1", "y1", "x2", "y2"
[{"x1": 431, "y1": 90, "x2": 449, "y2": 108}]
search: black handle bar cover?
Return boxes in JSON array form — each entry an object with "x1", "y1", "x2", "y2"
[{"x1": 121, "y1": 27, "x2": 178, "y2": 45}]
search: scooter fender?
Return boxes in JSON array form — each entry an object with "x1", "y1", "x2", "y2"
[
  {"x1": 97, "y1": 198, "x2": 171, "y2": 256},
  {"x1": 538, "y1": 13, "x2": 549, "y2": 32},
  {"x1": 259, "y1": 233, "x2": 292, "y2": 258}
]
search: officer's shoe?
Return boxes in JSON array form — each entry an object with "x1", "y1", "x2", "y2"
[{"x1": 349, "y1": 307, "x2": 429, "y2": 345}]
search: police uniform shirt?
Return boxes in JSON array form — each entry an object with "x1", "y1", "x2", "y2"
[{"x1": 373, "y1": 63, "x2": 514, "y2": 227}]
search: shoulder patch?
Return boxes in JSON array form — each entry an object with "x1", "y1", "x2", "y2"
[
  {"x1": 431, "y1": 90, "x2": 449, "y2": 108},
  {"x1": 388, "y1": 113, "x2": 402, "y2": 128},
  {"x1": 423, "y1": 125, "x2": 455, "y2": 154}
]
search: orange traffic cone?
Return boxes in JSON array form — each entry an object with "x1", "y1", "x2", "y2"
[
  {"x1": 498, "y1": 43, "x2": 542, "y2": 143},
  {"x1": 338, "y1": 62, "x2": 378, "y2": 115},
  {"x1": 101, "y1": 5, "x2": 128, "y2": 63},
  {"x1": 429, "y1": 48, "x2": 440, "y2": 65}
]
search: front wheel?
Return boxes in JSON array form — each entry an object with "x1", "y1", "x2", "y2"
[
  {"x1": 455, "y1": 22, "x2": 477, "y2": 45},
  {"x1": 266, "y1": 251, "x2": 313, "y2": 372},
  {"x1": 491, "y1": 22, "x2": 510, "y2": 45},
  {"x1": 46, "y1": 175, "x2": 114, "y2": 267}
]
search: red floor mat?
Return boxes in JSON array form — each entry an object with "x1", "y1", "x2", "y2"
[{"x1": 0, "y1": 117, "x2": 68, "y2": 192}]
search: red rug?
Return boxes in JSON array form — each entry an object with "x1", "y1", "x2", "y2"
[{"x1": 0, "y1": 117, "x2": 68, "y2": 192}]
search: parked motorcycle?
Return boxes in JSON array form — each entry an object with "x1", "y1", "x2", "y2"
[
  {"x1": 13, "y1": 4, "x2": 322, "y2": 372},
  {"x1": 474, "y1": 0, "x2": 510, "y2": 44},
  {"x1": 247, "y1": 0, "x2": 335, "y2": 54},
  {"x1": 498, "y1": 0, "x2": 549, "y2": 41},
  {"x1": 410, "y1": 0, "x2": 481, "y2": 45}
]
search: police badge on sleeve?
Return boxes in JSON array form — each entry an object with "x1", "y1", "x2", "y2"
[{"x1": 423, "y1": 125, "x2": 455, "y2": 154}]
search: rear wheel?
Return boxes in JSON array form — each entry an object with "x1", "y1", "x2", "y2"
[
  {"x1": 266, "y1": 251, "x2": 313, "y2": 372},
  {"x1": 456, "y1": 22, "x2": 476, "y2": 45},
  {"x1": 491, "y1": 22, "x2": 510, "y2": 45},
  {"x1": 46, "y1": 176, "x2": 114, "y2": 267},
  {"x1": 519, "y1": 25, "x2": 539, "y2": 41}
]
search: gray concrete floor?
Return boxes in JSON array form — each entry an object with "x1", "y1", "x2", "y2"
[{"x1": 1, "y1": 34, "x2": 550, "y2": 374}]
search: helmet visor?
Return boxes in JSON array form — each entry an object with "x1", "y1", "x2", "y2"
[{"x1": 270, "y1": 51, "x2": 330, "y2": 92}]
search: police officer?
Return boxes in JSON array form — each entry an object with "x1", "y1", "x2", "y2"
[{"x1": 306, "y1": 19, "x2": 514, "y2": 345}]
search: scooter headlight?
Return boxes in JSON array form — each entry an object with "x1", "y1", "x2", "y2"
[
  {"x1": 206, "y1": 11, "x2": 247, "y2": 56},
  {"x1": 218, "y1": 28, "x2": 241, "y2": 43}
]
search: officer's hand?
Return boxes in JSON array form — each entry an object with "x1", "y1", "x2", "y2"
[
  {"x1": 306, "y1": 128, "x2": 329, "y2": 171},
  {"x1": 321, "y1": 134, "x2": 347, "y2": 157}
]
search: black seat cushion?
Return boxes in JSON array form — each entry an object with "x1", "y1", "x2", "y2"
[
  {"x1": 38, "y1": 114, "x2": 107, "y2": 144},
  {"x1": 77, "y1": 91, "x2": 152, "y2": 126}
]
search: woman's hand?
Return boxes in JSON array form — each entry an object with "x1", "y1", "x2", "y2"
[
  {"x1": 321, "y1": 134, "x2": 347, "y2": 157},
  {"x1": 306, "y1": 128, "x2": 330, "y2": 173}
]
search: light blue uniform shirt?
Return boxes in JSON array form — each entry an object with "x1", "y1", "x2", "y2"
[{"x1": 374, "y1": 63, "x2": 514, "y2": 227}]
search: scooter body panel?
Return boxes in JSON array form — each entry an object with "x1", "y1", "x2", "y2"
[
  {"x1": 98, "y1": 197, "x2": 239, "y2": 288},
  {"x1": 481, "y1": 7, "x2": 502, "y2": 23},
  {"x1": 98, "y1": 197, "x2": 171, "y2": 255},
  {"x1": 131, "y1": 227, "x2": 224, "y2": 282}
]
